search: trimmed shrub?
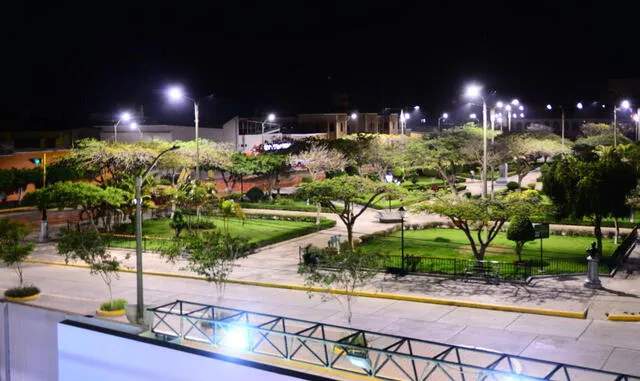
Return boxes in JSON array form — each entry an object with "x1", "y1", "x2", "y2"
[
  {"x1": 301, "y1": 176, "x2": 313, "y2": 184},
  {"x1": 246, "y1": 186, "x2": 265, "y2": 202},
  {"x1": 4, "y1": 286, "x2": 40, "y2": 298},
  {"x1": 506, "y1": 181, "x2": 520, "y2": 191},
  {"x1": 170, "y1": 209, "x2": 187, "y2": 237},
  {"x1": 526, "y1": 183, "x2": 536, "y2": 190},
  {"x1": 100, "y1": 298, "x2": 127, "y2": 311}
]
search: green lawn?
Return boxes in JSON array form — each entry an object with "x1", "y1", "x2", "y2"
[
  {"x1": 107, "y1": 215, "x2": 335, "y2": 251},
  {"x1": 240, "y1": 199, "x2": 332, "y2": 213},
  {"x1": 359, "y1": 228, "x2": 617, "y2": 274}
]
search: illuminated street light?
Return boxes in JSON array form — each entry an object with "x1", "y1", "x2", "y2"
[
  {"x1": 546, "y1": 104, "x2": 552, "y2": 110},
  {"x1": 465, "y1": 84, "x2": 482, "y2": 98},
  {"x1": 577, "y1": 102, "x2": 583, "y2": 110},
  {"x1": 520, "y1": 112, "x2": 525, "y2": 118},
  {"x1": 496, "y1": 101, "x2": 504, "y2": 108},
  {"x1": 464, "y1": 83, "x2": 488, "y2": 198},
  {"x1": 113, "y1": 111, "x2": 132, "y2": 143},
  {"x1": 262, "y1": 113, "x2": 277, "y2": 145},
  {"x1": 350, "y1": 112, "x2": 358, "y2": 120},
  {"x1": 167, "y1": 86, "x2": 184, "y2": 101},
  {"x1": 438, "y1": 113, "x2": 448, "y2": 131},
  {"x1": 267, "y1": 113, "x2": 276, "y2": 122},
  {"x1": 518, "y1": 105, "x2": 524, "y2": 111},
  {"x1": 613, "y1": 100, "x2": 633, "y2": 147},
  {"x1": 469, "y1": 113, "x2": 477, "y2": 119},
  {"x1": 166, "y1": 85, "x2": 201, "y2": 179},
  {"x1": 511, "y1": 99, "x2": 520, "y2": 106},
  {"x1": 414, "y1": 105, "x2": 420, "y2": 111},
  {"x1": 621, "y1": 100, "x2": 631, "y2": 109},
  {"x1": 442, "y1": 112, "x2": 449, "y2": 119}
]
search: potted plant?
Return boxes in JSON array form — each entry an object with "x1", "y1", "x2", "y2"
[
  {"x1": 0, "y1": 220, "x2": 40, "y2": 301},
  {"x1": 58, "y1": 228, "x2": 128, "y2": 316}
]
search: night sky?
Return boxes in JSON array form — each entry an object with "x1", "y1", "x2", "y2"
[{"x1": 2, "y1": 1, "x2": 638, "y2": 129}]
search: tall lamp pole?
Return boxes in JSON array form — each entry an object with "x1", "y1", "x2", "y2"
[
  {"x1": 398, "y1": 206, "x2": 406, "y2": 272},
  {"x1": 438, "y1": 113, "x2": 448, "y2": 132},
  {"x1": 613, "y1": 100, "x2": 632, "y2": 147},
  {"x1": 465, "y1": 84, "x2": 488, "y2": 199},
  {"x1": 261, "y1": 113, "x2": 276, "y2": 145},
  {"x1": 113, "y1": 112, "x2": 131, "y2": 143},
  {"x1": 167, "y1": 87, "x2": 202, "y2": 179},
  {"x1": 135, "y1": 145, "x2": 180, "y2": 323}
]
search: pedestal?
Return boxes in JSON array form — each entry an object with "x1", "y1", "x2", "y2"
[
  {"x1": 495, "y1": 163, "x2": 509, "y2": 185},
  {"x1": 37, "y1": 220, "x2": 49, "y2": 243},
  {"x1": 584, "y1": 255, "x2": 602, "y2": 289}
]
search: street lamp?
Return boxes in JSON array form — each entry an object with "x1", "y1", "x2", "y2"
[
  {"x1": 261, "y1": 113, "x2": 276, "y2": 145},
  {"x1": 576, "y1": 102, "x2": 583, "y2": 110},
  {"x1": 465, "y1": 84, "x2": 488, "y2": 199},
  {"x1": 633, "y1": 112, "x2": 640, "y2": 142},
  {"x1": 413, "y1": 105, "x2": 420, "y2": 111},
  {"x1": 130, "y1": 122, "x2": 143, "y2": 139},
  {"x1": 135, "y1": 144, "x2": 180, "y2": 323},
  {"x1": 113, "y1": 112, "x2": 131, "y2": 143},
  {"x1": 438, "y1": 112, "x2": 448, "y2": 131},
  {"x1": 398, "y1": 206, "x2": 406, "y2": 272},
  {"x1": 350, "y1": 112, "x2": 358, "y2": 120},
  {"x1": 167, "y1": 86, "x2": 201, "y2": 179},
  {"x1": 613, "y1": 100, "x2": 631, "y2": 147},
  {"x1": 505, "y1": 105, "x2": 512, "y2": 131}
]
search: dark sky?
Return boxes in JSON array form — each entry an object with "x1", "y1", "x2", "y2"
[{"x1": 2, "y1": 1, "x2": 639, "y2": 128}]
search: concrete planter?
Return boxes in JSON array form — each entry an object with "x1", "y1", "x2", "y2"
[
  {"x1": 5, "y1": 293, "x2": 40, "y2": 302},
  {"x1": 377, "y1": 211, "x2": 403, "y2": 223}
]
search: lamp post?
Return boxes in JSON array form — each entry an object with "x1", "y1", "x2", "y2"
[
  {"x1": 167, "y1": 86, "x2": 201, "y2": 179},
  {"x1": 113, "y1": 112, "x2": 131, "y2": 143},
  {"x1": 438, "y1": 113, "x2": 448, "y2": 132},
  {"x1": 465, "y1": 84, "x2": 488, "y2": 199},
  {"x1": 398, "y1": 206, "x2": 406, "y2": 272},
  {"x1": 135, "y1": 145, "x2": 180, "y2": 323},
  {"x1": 261, "y1": 113, "x2": 276, "y2": 145},
  {"x1": 613, "y1": 100, "x2": 631, "y2": 147},
  {"x1": 633, "y1": 111, "x2": 640, "y2": 141},
  {"x1": 130, "y1": 122, "x2": 143, "y2": 139}
]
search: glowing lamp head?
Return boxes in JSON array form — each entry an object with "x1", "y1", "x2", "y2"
[
  {"x1": 167, "y1": 87, "x2": 184, "y2": 101},
  {"x1": 497, "y1": 117, "x2": 503, "y2": 123},
  {"x1": 621, "y1": 100, "x2": 631, "y2": 109},
  {"x1": 121, "y1": 112, "x2": 131, "y2": 121},
  {"x1": 511, "y1": 99, "x2": 520, "y2": 106},
  {"x1": 414, "y1": 105, "x2": 420, "y2": 111},
  {"x1": 404, "y1": 113, "x2": 410, "y2": 120},
  {"x1": 350, "y1": 112, "x2": 357, "y2": 120},
  {"x1": 496, "y1": 101, "x2": 504, "y2": 108},
  {"x1": 505, "y1": 105, "x2": 512, "y2": 111},
  {"x1": 465, "y1": 84, "x2": 482, "y2": 98},
  {"x1": 469, "y1": 113, "x2": 477, "y2": 119},
  {"x1": 442, "y1": 113, "x2": 448, "y2": 119},
  {"x1": 546, "y1": 104, "x2": 552, "y2": 110},
  {"x1": 576, "y1": 102, "x2": 583, "y2": 110},
  {"x1": 267, "y1": 113, "x2": 276, "y2": 122},
  {"x1": 518, "y1": 105, "x2": 524, "y2": 111},
  {"x1": 130, "y1": 122, "x2": 138, "y2": 130},
  {"x1": 520, "y1": 113, "x2": 525, "y2": 118},
  {"x1": 633, "y1": 114, "x2": 639, "y2": 122}
]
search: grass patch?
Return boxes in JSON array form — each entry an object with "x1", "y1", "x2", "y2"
[
  {"x1": 239, "y1": 198, "x2": 333, "y2": 213},
  {"x1": 4, "y1": 286, "x2": 40, "y2": 298},
  {"x1": 359, "y1": 228, "x2": 617, "y2": 274},
  {"x1": 107, "y1": 214, "x2": 336, "y2": 251},
  {"x1": 100, "y1": 298, "x2": 127, "y2": 311}
]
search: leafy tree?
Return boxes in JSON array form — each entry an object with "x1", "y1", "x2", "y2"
[
  {"x1": 298, "y1": 249, "x2": 381, "y2": 324},
  {"x1": 420, "y1": 190, "x2": 544, "y2": 260},
  {"x1": 328, "y1": 134, "x2": 376, "y2": 173},
  {"x1": 58, "y1": 228, "x2": 124, "y2": 303},
  {"x1": 174, "y1": 180, "x2": 218, "y2": 225},
  {"x1": 252, "y1": 153, "x2": 290, "y2": 199},
  {"x1": 216, "y1": 153, "x2": 256, "y2": 193},
  {"x1": 218, "y1": 199, "x2": 245, "y2": 233},
  {"x1": 496, "y1": 131, "x2": 567, "y2": 185},
  {"x1": 507, "y1": 216, "x2": 535, "y2": 262},
  {"x1": 0, "y1": 220, "x2": 34, "y2": 288},
  {"x1": 297, "y1": 176, "x2": 403, "y2": 250},
  {"x1": 542, "y1": 151, "x2": 637, "y2": 256},
  {"x1": 160, "y1": 231, "x2": 250, "y2": 298},
  {"x1": 170, "y1": 209, "x2": 187, "y2": 237},
  {"x1": 365, "y1": 135, "x2": 406, "y2": 181}
]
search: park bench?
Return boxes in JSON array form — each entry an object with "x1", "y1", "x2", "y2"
[{"x1": 462, "y1": 261, "x2": 500, "y2": 285}]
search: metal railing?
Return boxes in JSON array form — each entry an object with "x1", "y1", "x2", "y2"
[
  {"x1": 608, "y1": 224, "x2": 639, "y2": 275},
  {"x1": 147, "y1": 300, "x2": 640, "y2": 381}
]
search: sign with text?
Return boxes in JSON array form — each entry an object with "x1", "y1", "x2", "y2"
[{"x1": 534, "y1": 223, "x2": 550, "y2": 239}]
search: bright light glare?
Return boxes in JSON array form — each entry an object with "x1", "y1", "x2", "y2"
[
  {"x1": 512, "y1": 113, "x2": 517, "y2": 118},
  {"x1": 465, "y1": 84, "x2": 482, "y2": 98},
  {"x1": 347, "y1": 355, "x2": 372, "y2": 371},
  {"x1": 520, "y1": 113, "x2": 525, "y2": 118},
  {"x1": 442, "y1": 113, "x2": 448, "y2": 119},
  {"x1": 602, "y1": 104, "x2": 606, "y2": 108},
  {"x1": 632, "y1": 114, "x2": 639, "y2": 122},
  {"x1": 469, "y1": 113, "x2": 477, "y2": 119},
  {"x1": 497, "y1": 117, "x2": 503, "y2": 123},
  {"x1": 505, "y1": 105, "x2": 512, "y2": 111},
  {"x1": 496, "y1": 101, "x2": 504, "y2": 108},
  {"x1": 121, "y1": 112, "x2": 131, "y2": 121},
  {"x1": 511, "y1": 99, "x2": 520, "y2": 106},
  {"x1": 167, "y1": 87, "x2": 184, "y2": 101},
  {"x1": 267, "y1": 113, "x2": 276, "y2": 122},
  {"x1": 130, "y1": 122, "x2": 138, "y2": 130},
  {"x1": 220, "y1": 325, "x2": 250, "y2": 351},
  {"x1": 518, "y1": 105, "x2": 524, "y2": 111},
  {"x1": 546, "y1": 104, "x2": 552, "y2": 110},
  {"x1": 576, "y1": 102, "x2": 583, "y2": 110},
  {"x1": 350, "y1": 112, "x2": 357, "y2": 120},
  {"x1": 404, "y1": 113, "x2": 410, "y2": 120},
  {"x1": 621, "y1": 100, "x2": 631, "y2": 109},
  {"x1": 414, "y1": 105, "x2": 420, "y2": 111}
]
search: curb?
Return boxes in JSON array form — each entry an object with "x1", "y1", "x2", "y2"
[
  {"x1": 607, "y1": 314, "x2": 640, "y2": 322},
  {"x1": 0, "y1": 206, "x2": 37, "y2": 214},
  {"x1": 24, "y1": 258, "x2": 587, "y2": 319}
]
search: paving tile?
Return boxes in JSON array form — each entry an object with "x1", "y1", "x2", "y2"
[
  {"x1": 579, "y1": 320, "x2": 640, "y2": 351},
  {"x1": 436, "y1": 306, "x2": 520, "y2": 329},
  {"x1": 505, "y1": 314, "x2": 592, "y2": 338},
  {"x1": 520, "y1": 335, "x2": 614, "y2": 369},
  {"x1": 378, "y1": 318, "x2": 464, "y2": 343},
  {"x1": 448, "y1": 326, "x2": 537, "y2": 354},
  {"x1": 602, "y1": 347, "x2": 640, "y2": 377}
]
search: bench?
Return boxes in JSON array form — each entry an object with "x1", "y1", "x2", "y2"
[{"x1": 463, "y1": 261, "x2": 500, "y2": 285}]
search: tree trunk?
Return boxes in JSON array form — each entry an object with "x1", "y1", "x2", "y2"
[
  {"x1": 594, "y1": 215, "x2": 603, "y2": 257},
  {"x1": 613, "y1": 217, "x2": 619, "y2": 245},
  {"x1": 346, "y1": 221, "x2": 355, "y2": 251},
  {"x1": 516, "y1": 242, "x2": 524, "y2": 262}
]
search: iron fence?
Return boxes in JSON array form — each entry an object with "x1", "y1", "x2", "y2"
[
  {"x1": 147, "y1": 300, "x2": 640, "y2": 381},
  {"x1": 608, "y1": 224, "x2": 639, "y2": 275}
]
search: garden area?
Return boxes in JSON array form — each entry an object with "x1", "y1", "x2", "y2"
[{"x1": 106, "y1": 214, "x2": 336, "y2": 251}]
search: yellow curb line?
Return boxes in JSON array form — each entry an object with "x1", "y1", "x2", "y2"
[
  {"x1": 607, "y1": 314, "x2": 640, "y2": 321},
  {"x1": 0, "y1": 206, "x2": 36, "y2": 213},
  {"x1": 25, "y1": 259, "x2": 587, "y2": 319}
]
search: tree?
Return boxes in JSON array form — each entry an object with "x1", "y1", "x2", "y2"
[
  {"x1": 507, "y1": 216, "x2": 535, "y2": 262},
  {"x1": 173, "y1": 180, "x2": 218, "y2": 226},
  {"x1": 218, "y1": 199, "x2": 245, "y2": 233},
  {"x1": 497, "y1": 131, "x2": 567, "y2": 185},
  {"x1": 297, "y1": 176, "x2": 403, "y2": 250},
  {"x1": 216, "y1": 153, "x2": 256, "y2": 193},
  {"x1": 298, "y1": 249, "x2": 381, "y2": 324},
  {"x1": 290, "y1": 143, "x2": 347, "y2": 181},
  {"x1": 252, "y1": 153, "x2": 290, "y2": 199},
  {"x1": 58, "y1": 228, "x2": 124, "y2": 303},
  {"x1": 420, "y1": 190, "x2": 544, "y2": 260},
  {"x1": 328, "y1": 134, "x2": 376, "y2": 173},
  {"x1": 542, "y1": 151, "x2": 637, "y2": 256},
  {"x1": 365, "y1": 135, "x2": 405, "y2": 181},
  {"x1": 0, "y1": 220, "x2": 34, "y2": 288},
  {"x1": 160, "y1": 231, "x2": 250, "y2": 298}
]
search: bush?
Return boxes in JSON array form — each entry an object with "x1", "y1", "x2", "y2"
[
  {"x1": 366, "y1": 172, "x2": 379, "y2": 181},
  {"x1": 301, "y1": 176, "x2": 313, "y2": 184},
  {"x1": 526, "y1": 183, "x2": 536, "y2": 190},
  {"x1": 391, "y1": 167, "x2": 404, "y2": 178},
  {"x1": 4, "y1": 286, "x2": 40, "y2": 298},
  {"x1": 345, "y1": 166, "x2": 360, "y2": 176},
  {"x1": 99, "y1": 298, "x2": 127, "y2": 311},
  {"x1": 325, "y1": 170, "x2": 346, "y2": 179},
  {"x1": 410, "y1": 172, "x2": 419, "y2": 184},
  {"x1": 506, "y1": 181, "x2": 520, "y2": 191},
  {"x1": 170, "y1": 209, "x2": 187, "y2": 237},
  {"x1": 246, "y1": 186, "x2": 265, "y2": 202},
  {"x1": 223, "y1": 193, "x2": 244, "y2": 201}
]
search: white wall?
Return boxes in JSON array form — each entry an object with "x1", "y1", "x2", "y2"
[{"x1": 58, "y1": 322, "x2": 310, "y2": 381}]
